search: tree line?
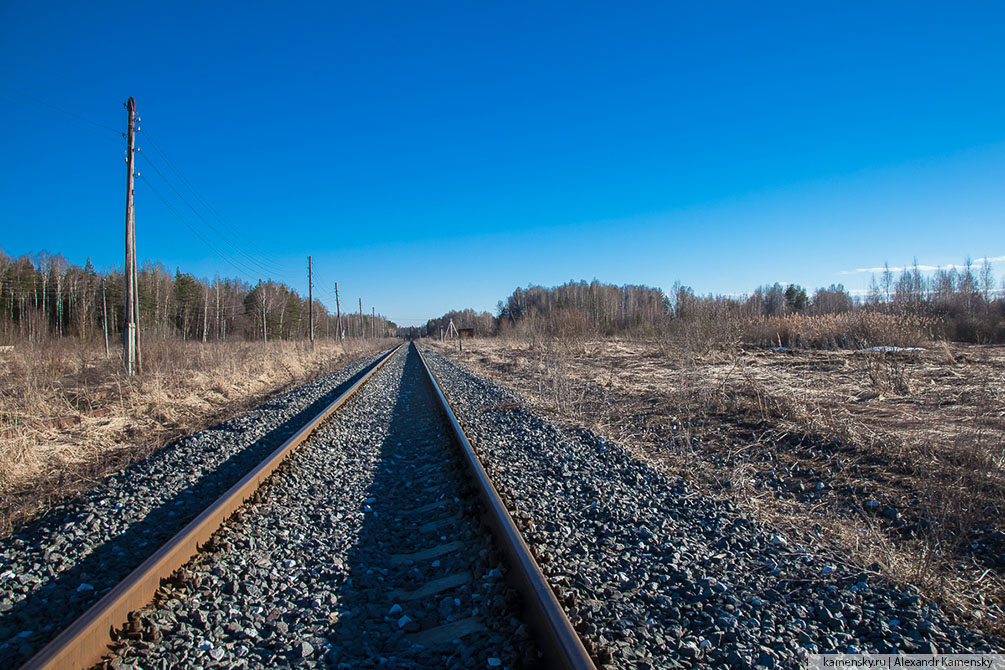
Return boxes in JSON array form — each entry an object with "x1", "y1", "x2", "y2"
[
  {"x1": 426, "y1": 258, "x2": 1005, "y2": 344},
  {"x1": 0, "y1": 250, "x2": 395, "y2": 344}
]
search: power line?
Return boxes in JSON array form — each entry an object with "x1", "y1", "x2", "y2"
[
  {"x1": 135, "y1": 150, "x2": 275, "y2": 275},
  {"x1": 136, "y1": 142, "x2": 293, "y2": 282},
  {"x1": 0, "y1": 68, "x2": 104, "y2": 115},
  {"x1": 312, "y1": 268, "x2": 341, "y2": 302},
  {"x1": 138, "y1": 174, "x2": 273, "y2": 284},
  {"x1": 136, "y1": 151, "x2": 294, "y2": 282},
  {"x1": 0, "y1": 84, "x2": 122, "y2": 144},
  {"x1": 139, "y1": 173, "x2": 264, "y2": 281},
  {"x1": 137, "y1": 125, "x2": 289, "y2": 273}
]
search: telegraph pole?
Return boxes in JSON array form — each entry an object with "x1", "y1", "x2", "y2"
[
  {"x1": 123, "y1": 97, "x2": 138, "y2": 375},
  {"x1": 372, "y1": 307, "x2": 375, "y2": 338},
  {"x1": 334, "y1": 283, "x2": 343, "y2": 342},
  {"x1": 101, "y1": 278, "x2": 109, "y2": 356},
  {"x1": 308, "y1": 256, "x2": 314, "y2": 343},
  {"x1": 359, "y1": 298, "x2": 364, "y2": 339}
]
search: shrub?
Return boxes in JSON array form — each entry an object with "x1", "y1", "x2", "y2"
[{"x1": 742, "y1": 312, "x2": 935, "y2": 350}]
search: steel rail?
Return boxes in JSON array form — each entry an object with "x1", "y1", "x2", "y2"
[
  {"x1": 22, "y1": 344, "x2": 404, "y2": 670},
  {"x1": 413, "y1": 342, "x2": 597, "y2": 670}
]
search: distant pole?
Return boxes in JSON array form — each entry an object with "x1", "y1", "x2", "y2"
[
  {"x1": 359, "y1": 298, "x2": 364, "y2": 339},
  {"x1": 335, "y1": 283, "x2": 343, "y2": 341},
  {"x1": 123, "y1": 97, "x2": 137, "y2": 375},
  {"x1": 372, "y1": 307, "x2": 375, "y2": 338},
  {"x1": 202, "y1": 286, "x2": 209, "y2": 342},
  {"x1": 101, "y1": 278, "x2": 109, "y2": 357},
  {"x1": 308, "y1": 256, "x2": 314, "y2": 343}
]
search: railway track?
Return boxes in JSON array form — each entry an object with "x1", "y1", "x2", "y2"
[
  {"x1": 14, "y1": 341, "x2": 994, "y2": 669},
  {"x1": 20, "y1": 343, "x2": 595, "y2": 669}
]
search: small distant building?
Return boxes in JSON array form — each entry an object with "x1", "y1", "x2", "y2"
[{"x1": 458, "y1": 328, "x2": 475, "y2": 340}]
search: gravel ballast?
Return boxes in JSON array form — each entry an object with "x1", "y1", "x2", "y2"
[
  {"x1": 422, "y1": 348, "x2": 1002, "y2": 668},
  {"x1": 7, "y1": 342, "x2": 1001, "y2": 669},
  {"x1": 112, "y1": 346, "x2": 531, "y2": 669},
  {"x1": 0, "y1": 350, "x2": 386, "y2": 667}
]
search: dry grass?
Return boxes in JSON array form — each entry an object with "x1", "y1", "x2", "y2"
[
  {"x1": 743, "y1": 312, "x2": 936, "y2": 350},
  {"x1": 429, "y1": 336, "x2": 1005, "y2": 639},
  {"x1": 0, "y1": 336, "x2": 391, "y2": 534}
]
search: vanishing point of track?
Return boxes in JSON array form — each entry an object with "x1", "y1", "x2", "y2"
[{"x1": 22, "y1": 342, "x2": 595, "y2": 670}]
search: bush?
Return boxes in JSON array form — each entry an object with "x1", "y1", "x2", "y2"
[{"x1": 742, "y1": 312, "x2": 934, "y2": 350}]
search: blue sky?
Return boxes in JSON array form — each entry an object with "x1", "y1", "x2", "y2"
[{"x1": 2, "y1": 2, "x2": 1004, "y2": 325}]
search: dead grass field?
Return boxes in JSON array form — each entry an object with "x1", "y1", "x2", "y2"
[
  {"x1": 0, "y1": 337, "x2": 391, "y2": 535},
  {"x1": 428, "y1": 337, "x2": 1005, "y2": 638}
]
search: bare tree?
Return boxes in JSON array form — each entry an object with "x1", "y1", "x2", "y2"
[
  {"x1": 979, "y1": 258, "x2": 995, "y2": 312},
  {"x1": 881, "y1": 262, "x2": 893, "y2": 305}
]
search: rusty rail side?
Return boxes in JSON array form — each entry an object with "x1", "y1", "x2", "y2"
[
  {"x1": 22, "y1": 344, "x2": 403, "y2": 670},
  {"x1": 413, "y1": 343, "x2": 597, "y2": 670}
]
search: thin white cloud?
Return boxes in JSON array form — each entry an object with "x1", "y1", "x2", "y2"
[
  {"x1": 723, "y1": 287, "x2": 1002, "y2": 300},
  {"x1": 840, "y1": 255, "x2": 1005, "y2": 275}
]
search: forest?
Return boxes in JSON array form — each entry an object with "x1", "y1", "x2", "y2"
[
  {"x1": 426, "y1": 258, "x2": 1005, "y2": 346},
  {"x1": 0, "y1": 250, "x2": 394, "y2": 344},
  {"x1": 4, "y1": 248, "x2": 1003, "y2": 348}
]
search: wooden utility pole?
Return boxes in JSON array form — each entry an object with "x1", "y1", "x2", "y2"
[
  {"x1": 258, "y1": 282, "x2": 268, "y2": 343},
  {"x1": 215, "y1": 280, "x2": 222, "y2": 339},
  {"x1": 202, "y1": 286, "x2": 209, "y2": 342},
  {"x1": 359, "y1": 298, "x2": 364, "y2": 339},
  {"x1": 372, "y1": 307, "x2": 375, "y2": 338},
  {"x1": 101, "y1": 278, "x2": 109, "y2": 356},
  {"x1": 308, "y1": 256, "x2": 314, "y2": 343},
  {"x1": 123, "y1": 97, "x2": 138, "y2": 374},
  {"x1": 334, "y1": 283, "x2": 343, "y2": 341}
]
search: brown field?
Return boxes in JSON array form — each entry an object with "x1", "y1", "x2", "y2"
[
  {"x1": 0, "y1": 337, "x2": 391, "y2": 534},
  {"x1": 428, "y1": 337, "x2": 1005, "y2": 638}
]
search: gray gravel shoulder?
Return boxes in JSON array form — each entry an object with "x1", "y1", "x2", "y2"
[
  {"x1": 0, "y1": 350, "x2": 385, "y2": 667},
  {"x1": 422, "y1": 348, "x2": 1002, "y2": 669}
]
